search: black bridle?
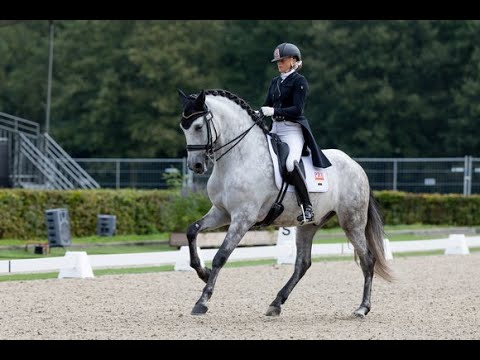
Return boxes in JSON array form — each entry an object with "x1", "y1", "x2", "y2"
[
  {"x1": 183, "y1": 110, "x2": 217, "y2": 155},
  {"x1": 183, "y1": 108, "x2": 267, "y2": 162}
]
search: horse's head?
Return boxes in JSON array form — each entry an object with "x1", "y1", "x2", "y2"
[{"x1": 178, "y1": 89, "x2": 213, "y2": 174}]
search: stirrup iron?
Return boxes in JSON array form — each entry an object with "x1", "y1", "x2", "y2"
[
  {"x1": 297, "y1": 204, "x2": 314, "y2": 224},
  {"x1": 289, "y1": 160, "x2": 314, "y2": 224}
]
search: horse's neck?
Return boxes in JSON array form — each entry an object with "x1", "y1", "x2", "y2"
[{"x1": 213, "y1": 115, "x2": 270, "y2": 169}]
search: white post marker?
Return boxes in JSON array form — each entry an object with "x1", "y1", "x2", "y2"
[
  {"x1": 58, "y1": 251, "x2": 94, "y2": 279},
  {"x1": 277, "y1": 227, "x2": 297, "y2": 264},
  {"x1": 444, "y1": 234, "x2": 470, "y2": 255},
  {"x1": 383, "y1": 238, "x2": 393, "y2": 260},
  {"x1": 175, "y1": 246, "x2": 204, "y2": 271}
]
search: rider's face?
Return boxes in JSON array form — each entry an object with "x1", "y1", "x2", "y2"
[{"x1": 277, "y1": 57, "x2": 294, "y2": 74}]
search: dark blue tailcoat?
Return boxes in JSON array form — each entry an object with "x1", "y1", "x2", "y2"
[{"x1": 263, "y1": 71, "x2": 331, "y2": 169}]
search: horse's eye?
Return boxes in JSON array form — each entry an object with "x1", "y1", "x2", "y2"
[{"x1": 194, "y1": 124, "x2": 202, "y2": 131}]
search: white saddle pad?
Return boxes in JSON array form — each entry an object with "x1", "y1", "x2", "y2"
[{"x1": 267, "y1": 134, "x2": 329, "y2": 193}]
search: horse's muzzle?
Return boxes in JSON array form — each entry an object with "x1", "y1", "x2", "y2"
[
  {"x1": 187, "y1": 153, "x2": 208, "y2": 174},
  {"x1": 188, "y1": 159, "x2": 207, "y2": 174},
  {"x1": 192, "y1": 162, "x2": 205, "y2": 174}
]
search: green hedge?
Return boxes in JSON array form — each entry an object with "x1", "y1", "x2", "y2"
[
  {"x1": 0, "y1": 189, "x2": 210, "y2": 240},
  {"x1": 1, "y1": 189, "x2": 480, "y2": 240},
  {"x1": 375, "y1": 190, "x2": 480, "y2": 226}
]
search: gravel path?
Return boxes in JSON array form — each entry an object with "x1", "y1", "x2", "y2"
[{"x1": 0, "y1": 253, "x2": 479, "y2": 339}]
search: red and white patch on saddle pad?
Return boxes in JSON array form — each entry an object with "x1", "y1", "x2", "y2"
[{"x1": 267, "y1": 136, "x2": 329, "y2": 193}]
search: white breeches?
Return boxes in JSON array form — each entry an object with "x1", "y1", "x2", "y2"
[{"x1": 271, "y1": 121, "x2": 304, "y2": 172}]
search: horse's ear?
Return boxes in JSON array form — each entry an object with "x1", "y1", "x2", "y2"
[
  {"x1": 178, "y1": 89, "x2": 190, "y2": 108},
  {"x1": 193, "y1": 90, "x2": 206, "y2": 111}
]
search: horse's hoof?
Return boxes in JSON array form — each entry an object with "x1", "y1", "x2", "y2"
[
  {"x1": 353, "y1": 306, "x2": 369, "y2": 318},
  {"x1": 265, "y1": 305, "x2": 281, "y2": 316},
  {"x1": 191, "y1": 303, "x2": 208, "y2": 315}
]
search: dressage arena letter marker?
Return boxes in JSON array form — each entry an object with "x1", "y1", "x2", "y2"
[
  {"x1": 58, "y1": 251, "x2": 95, "y2": 279},
  {"x1": 277, "y1": 227, "x2": 297, "y2": 264},
  {"x1": 444, "y1": 234, "x2": 470, "y2": 255}
]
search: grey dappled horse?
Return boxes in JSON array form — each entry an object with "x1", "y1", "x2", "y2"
[{"x1": 178, "y1": 89, "x2": 393, "y2": 317}]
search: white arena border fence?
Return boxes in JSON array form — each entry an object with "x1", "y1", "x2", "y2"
[{"x1": 1, "y1": 232, "x2": 479, "y2": 276}]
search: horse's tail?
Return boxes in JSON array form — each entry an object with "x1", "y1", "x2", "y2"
[{"x1": 365, "y1": 190, "x2": 394, "y2": 282}]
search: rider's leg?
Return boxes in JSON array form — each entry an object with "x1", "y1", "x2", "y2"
[
  {"x1": 288, "y1": 161, "x2": 314, "y2": 223},
  {"x1": 276, "y1": 122, "x2": 313, "y2": 224}
]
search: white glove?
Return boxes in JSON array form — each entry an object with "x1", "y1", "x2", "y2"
[{"x1": 261, "y1": 106, "x2": 274, "y2": 117}]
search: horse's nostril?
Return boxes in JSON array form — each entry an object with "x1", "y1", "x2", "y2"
[{"x1": 194, "y1": 163, "x2": 203, "y2": 170}]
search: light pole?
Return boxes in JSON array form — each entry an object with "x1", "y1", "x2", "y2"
[{"x1": 45, "y1": 20, "x2": 54, "y2": 135}]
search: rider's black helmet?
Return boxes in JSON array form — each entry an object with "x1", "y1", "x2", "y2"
[{"x1": 271, "y1": 42, "x2": 302, "y2": 62}]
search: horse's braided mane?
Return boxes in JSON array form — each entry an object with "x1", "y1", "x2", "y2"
[{"x1": 203, "y1": 89, "x2": 258, "y2": 121}]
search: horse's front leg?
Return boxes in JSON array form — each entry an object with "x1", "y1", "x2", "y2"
[
  {"x1": 187, "y1": 206, "x2": 230, "y2": 283},
  {"x1": 191, "y1": 215, "x2": 254, "y2": 315}
]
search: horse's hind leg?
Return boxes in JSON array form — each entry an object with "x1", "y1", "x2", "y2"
[
  {"x1": 343, "y1": 226, "x2": 375, "y2": 318},
  {"x1": 266, "y1": 224, "x2": 317, "y2": 316},
  {"x1": 187, "y1": 206, "x2": 229, "y2": 283},
  {"x1": 355, "y1": 249, "x2": 375, "y2": 318}
]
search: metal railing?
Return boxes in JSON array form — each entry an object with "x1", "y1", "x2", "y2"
[
  {"x1": 18, "y1": 133, "x2": 73, "y2": 189},
  {"x1": 74, "y1": 156, "x2": 480, "y2": 195},
  {"x1": 0, "y1": 111, "x2": 40, "y2": 138},
  {"x1": 1, "y1": 111, "x2": 99, "y2": 189},
  {"x1": 75, "y1": 158, "x2": 186, "y2": 189},
  {"x1": 356, "y1": 156, "x2": 475, "y2": 195},
  {"x1": 0, "y1": 112, "x2": 41, "y2": 187},
  {"x1": 43, "y1": 134, "x2": 99, "y2": 189}
]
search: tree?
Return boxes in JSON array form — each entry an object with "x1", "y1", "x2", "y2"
[
  {"x1": 51, "y1": 20, "x2": 226, "y2": 158},
  {"x1": 0, "y1": 21, "x2": 50, "y2": 124},
  {"x1": 2, "y1": 20, "x2": 480, "y2": 158}
]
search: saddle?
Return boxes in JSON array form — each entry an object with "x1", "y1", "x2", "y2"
[
  {"x1": 255, "y1": 132, "x2": 328, "y2": 228},
  {"x1": 255, "y1": 133, "x2": 306, "y2": 227}
]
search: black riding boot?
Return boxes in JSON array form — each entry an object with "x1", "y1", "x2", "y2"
[{"x1": 288, "y1": 162, "x2": 314, "y2": 224}]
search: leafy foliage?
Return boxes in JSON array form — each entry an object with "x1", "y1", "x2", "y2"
[{"x1": 1, "y1": 20, "x2": 480, "y2": 158}]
